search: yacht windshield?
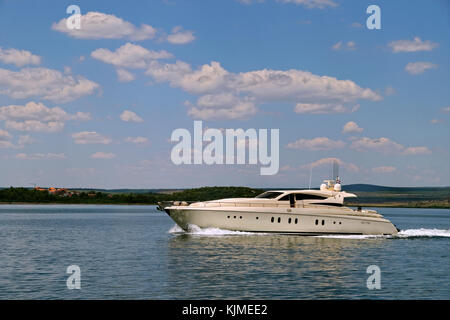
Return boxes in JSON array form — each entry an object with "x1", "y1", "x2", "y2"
[{"x1": 255, "y1": 191, "x2": 283, "y2": 199}]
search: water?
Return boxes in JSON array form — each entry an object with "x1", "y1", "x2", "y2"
[{"x1": 0, "y1": 205, "x2": 448, "y2": 299}]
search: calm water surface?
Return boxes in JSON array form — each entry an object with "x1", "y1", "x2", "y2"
[{"x1": 0, "y1": 205, "x2": 448, "y2": 299}]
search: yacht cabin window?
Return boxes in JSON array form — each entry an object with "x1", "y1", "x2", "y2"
[{"x1": 255, "y1": 192, "x2": 283, "y2": 199}]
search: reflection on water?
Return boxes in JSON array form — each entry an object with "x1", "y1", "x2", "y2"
[
  {"x1": 0, "y1": 205, "x2": 448, "y2": 299},
  {"x1": 166, "y1": 232, "x2": 391, "y2": 299}
]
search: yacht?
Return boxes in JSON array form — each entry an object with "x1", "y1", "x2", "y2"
[{"x1": 158, "y1": 179, "x2": 399, "y2": 236}]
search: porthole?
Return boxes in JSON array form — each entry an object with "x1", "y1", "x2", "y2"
[
  {"x1": 322, "y1": 220, "x2": 325, "y2": 226},
  {"x1": 256, "y1": 217, "x2": 259, "y2": 220},
  {"x1": 295, "y1": 218, "x2": 298, "y2": 224},
  {"x1": 288, "y1": 218, "x2": 292, "y2": 224},
  {"x1": 333, "y1": 221, "x2": 336, "y2": 224},
  {"x1": 234, "y1": 216, "x2": 236, "y2": 219},
  {"x1": 278, "y1": 217, "x2": 281, "y2": 223},
  {"x1": 240, "y1": 216, "x2": 242, "y2": 219},
  {"x1": 339, "y1": 222, "x2": 342, "y2": 225},
  {"x1": 271, "y1": 217, "x2": 274, "y2": 223},
  {"x1": 315, "y1": 219, "x2": 319, "y2": 225},
  {"x1": 227, "y1": 216, "x2": 230, "y2": 218}
]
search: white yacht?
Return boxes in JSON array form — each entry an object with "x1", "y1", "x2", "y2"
[{"x1": 158, "y1": 179, "x2": 399, "y2": 236}]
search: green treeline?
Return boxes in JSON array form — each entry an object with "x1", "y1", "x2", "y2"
[{"x1": 0, "y1": 186, "x2": 262, "y2": 205}]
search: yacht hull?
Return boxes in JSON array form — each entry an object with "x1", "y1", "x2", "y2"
[{"x1": 164, "y1": 206, "x2": 398, "y2": 235}]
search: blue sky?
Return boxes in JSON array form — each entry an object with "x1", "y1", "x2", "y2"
[{"x1": 0, "y1": 0, "x2": 449, "y2": 188}]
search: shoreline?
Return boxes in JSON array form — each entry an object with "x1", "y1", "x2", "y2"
[{"x1": 0, "y1": 202, "x2": 448, "y2": 209}]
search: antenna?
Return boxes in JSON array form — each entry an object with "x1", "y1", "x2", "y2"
[
  {"x1": 308, "y1": 164, "x2": 313, "y2": 190},
  {"x1": 332, "y1": 160, "x2": 339, "y2": 181}
]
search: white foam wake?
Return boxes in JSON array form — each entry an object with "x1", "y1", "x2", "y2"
[
  {"x1": 168, "y1": 224, "x2": 264, "y2": 236},
  {"x1": 316, "y1": 228, "x2": 450, "y2": 239}
]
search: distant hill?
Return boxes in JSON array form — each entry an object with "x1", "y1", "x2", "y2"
[{"x1": 1, "y1": 185, "x2": 448, "y2": 208}]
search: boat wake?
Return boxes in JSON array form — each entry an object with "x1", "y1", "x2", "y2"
[
  {"x1": 316, "y1": 228, "x2": 450, "y2": 239},
  {"x1": 169, "y1": 224, "x2": 450, "y2": 239},
  {"x1": 168, "y1": 224, "x2": 265, "y2": 236}
]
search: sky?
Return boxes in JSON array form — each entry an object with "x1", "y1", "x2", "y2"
[{"x1": 0, "y1": 0, "x2": 449, "y2": 189}]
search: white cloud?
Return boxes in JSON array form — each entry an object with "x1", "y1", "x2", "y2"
[
  {"x1": 332, "y1": 41, "x2": 356, "y2": 51},
  {"x1": 120, "y1": 110, "x2": 143, "y2": 123},
  {"x1": 5, "y1": 120, "x2": 64, "y2": 133},
  {"x1": 294, "y1": 103, "x2": 359, "y2": 114},
  {"x1": 405, "y1": 62, "x2": 437, "y2": 75},
  {"x1": 116, "y1": 69, "x2": 135, "y2": 82},
  {"x1": 342, "y1": 121, "x2": 363, "y2": 133},
  {"x1": 402, "y1": 146, "x2": 431, "y2": 155},
  {"x1": 0, "y1": 67, "x2": 99, "y2": 103},
  {"x1": 94, "y1": 46, "x2": 380, "y2": 120},
  {"x1": 125, "y1": 136, "x2": 148, "y2": 144},
  {"x1": 186, "y1": 93, "x2": 257, "y2": 120},
  {"x1": 276, "y1": 0, "x2": 337, "y2": 9},
  {"x1": 372, "y1": 166, "x2": 396, "y2": 173},
  {"x1": 91, "y1": 152, "x2": 116, "y2": 159},
  {"x1": 15, "y1": 153, "x2": 66, "y2": 160},
  {"x1": 91, "y1": 43, "x2": 172, "y2": 69},
  {"x1": 52, "y1": 11, "x2": 157, "y2": 40},
  {"x1": 0, "y1": 101, "x2": 91, "y2": 133},
  {"x1": 286, "y1": 137, "x2": 346, "y2": 150},
  {"x1": 0, "y1": 47, "x2": 41, "y2": 67},
  {"x1": 0, "y1": 130, "x2": 35, "y2": 149},
  {"x1": 350, "y1": 137, "x2": 431, "y2": 155},
  {"x1": 145, "y1": 60, "x2": 380, "y2": 119},
  {"x1": 166, "y1": 26, "x2": 195, "y2": 45},
  {"x1": 301, "y1": 157, "x2": 359, "y2": 172},
  {"x1": 0, "y1": 129, "x2": 12, "y2": 141},
  {"x1": 389, "y1": 37, "x2": 439, "y2": 53},
  {"x1": 442, "y1": 106, "x2": 450, "y2": 113},
  {"x1": 72, "y1": 131, "x2": 112, "y2": 144}
]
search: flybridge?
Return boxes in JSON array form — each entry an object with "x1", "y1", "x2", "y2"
[{"x1": 170, "y1": 121, "x2": 279, "y2": 175}]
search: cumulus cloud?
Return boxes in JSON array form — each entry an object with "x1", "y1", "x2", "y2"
[
  {"x1": 301, "y1": 157, "x2": 359, "y2": 172},
  {"x1": 405, "y1": 62, "x2": 437, "y2": 75},
  {"x1": 342, "y1": 121, "x2": 363, "y2": 133},
  {"x1": 0, "y1": 67, "x2": 99, "y2": 103},
  {"x1": 72, "y1": 131, "x2": 112, "y2": 144},
  {"x1": 91, "y1": 152, "x2": 116, "y2": 159},
  {"x1": 52, "y1": 11, "x2": 157, "y2": 41},
  {"x1": 286, "y1": 137, "x2": 346, "y2": 150},
  {"x1": 94, "y1": 46, "x2": 381, "y2": 120},
  {"x1": 15, "y1": 153, "x2": 66, "y2": 160},
  {"x1": 120, "y1": 110, "x2": 143, "y2": 123},
  {"x1": 0, "y1": 47, "x2": 41, "y2": 67},
  {"x1": 0, "y1": 101, "x2": 91, "y2": 133},
  {"x1": 186, "y1": 93, "x2": 257, "y2": 120},
  {"x1": 332, "y1": 41, "x2": 356, "y2": 51},
  {"x1": 144, "y1": 60, "x2": 380, "y2": 119},
  {"x1": 166, "y1": 26, "x2": 195, "y2": 44},
  {"x1": 389, "y1": 37, "x2": 439, "y2": 53},
  {"x1": 0, "y1": 130, "x2": 35, "y2": 149},
  {"x1": 116, "y1": 69, "x2": 135, "y2": 82},
  {"x1": 294, "y1": 103, "x2": 357, "y2": 114},
  {"x1": 350, "y1": 137, "x2": 431, "y2": 155},
  {"x1": 91, "y1": 43, "x2": 172, "y2": 69},
  {"x1": 276, "y1": 0, "x2": 337, "y2": 9},
  {"x1": 125, "y1": 136, "x2": 148, "y2": 144}
]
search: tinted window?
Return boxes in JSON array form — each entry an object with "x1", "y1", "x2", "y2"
[
  {"x1": 295, "y1": 194, "x2": 327, "y2": 201},
  {"x1": 256, "y1": 192, "x2": 283, "y2": 199}
]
